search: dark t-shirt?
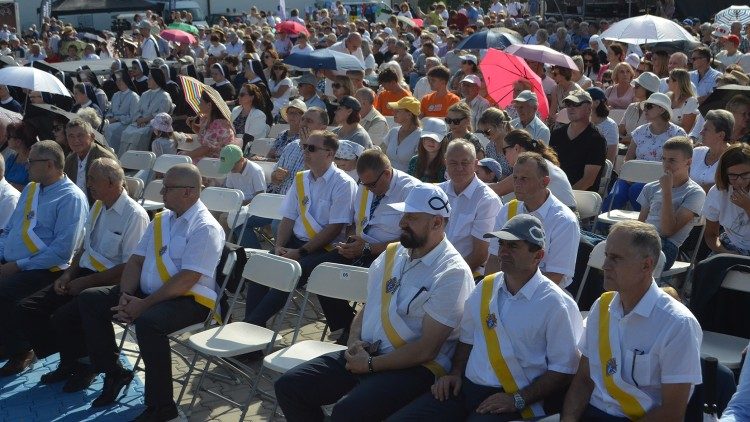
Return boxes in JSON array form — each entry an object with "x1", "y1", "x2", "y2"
[{"x1": 549, "y1": 123, "x2": 606, "y2": 192}]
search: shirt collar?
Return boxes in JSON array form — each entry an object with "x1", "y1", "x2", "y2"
[
  {"x1": 523, "y1": 189, "x2": 554, "y2": 219},
  {"x1": 630, "y1": 280, "x2": 660, "y2": 318},
  {"x1": 499, "y1": 268, "x2": 545, "y2": 300},
  {"x1": 448, "y1": 175, "x2": 480, "y2": 199},
  {"x1": 0, "y1": 97, "x2": 13, "y2": 104},
  {"x1": 408, "y1": 236, "x2": 450, "y2": 267},
  {"x1": 173, "y1": 200, "x2": 205, "y2": 225},
  {"x1": 308, "y1": 163, "x2": 337, "y2": 183},
  {"x1": 106, "y1": 190, "x2": 130, "y2": 214}
]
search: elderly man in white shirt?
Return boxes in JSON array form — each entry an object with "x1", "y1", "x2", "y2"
[
  {"x1": 488, "y1": 152, "x2": 579, "y2": 287},
  {"x1": 392, "y1": 214, "x2": 583, "y2": 420},
  {"x1": 562, "y1": 221, "x2": 702, "y2": 421},
  {"x1": 275, "y1": 183, "x2": 475, "y2": 421},
  {"x1": 137, "y1": 20, "x2": 159, "y2": 59},
  {"x1": 330, "y1": 32, "x2": 366, "y2": 67},
  {"x1": 224, "y1": 31, "x2": 244, "y2": 57},
  {"x1": 510, "y1": 90, "x2": 551, "y2": 144},
  {"x1": 58, "y1": 164, "x2": 224, "y2": 420},
  {"x1": 15, "y1": 158, "x2": 148, "y2": 391},
  {"x1": 439, "y1": 140, "x2": 503, "y2": 276},
  {"x1": 243, "y1": 130, "x2": 357, "y2": 335},
  {"x1": 460, "y1": 75, "x2": 490, "y2": 130},
  {"x1": 0, "y1": 154, "x2": 19, "y2": 229}
]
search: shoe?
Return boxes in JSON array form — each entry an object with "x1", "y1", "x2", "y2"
[
  {"x1": 91, "y1": 367, "x2": 134, "y2": 408},
  {"x1": 62, "y1": 364, "x2": 97, "y2": 393},
  {"x1": 0, "y1": 350, "x2": 36, "y2": 377},
  {"x1": 131, "y1": 404, "x2": 179, "y2": 422},
  {"x1": 40, "y1": 361, "x2": 77, "y2": 385}
]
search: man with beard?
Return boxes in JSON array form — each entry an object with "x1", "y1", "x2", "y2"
[{"x1": 274, "y1": 184, "x2": 475, "y2": 421}]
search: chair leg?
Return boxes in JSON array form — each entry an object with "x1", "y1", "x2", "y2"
[
  {"x1": 176, "y1": 351, "x2": 201, "y2": 405},
  {"x1": 240, "y1": 364, "x2": 266, "y2": 421},
  {"x1": 186, "y1": 358, "x2": 213, "y2": 418}
]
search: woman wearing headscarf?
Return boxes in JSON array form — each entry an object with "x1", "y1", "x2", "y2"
[
  {"x1": 129, "y1": 59, "x2": 150, "y2": 95},
  {"x1": 70, "y1": 82, "x2": 103, "y2": 119},
  {"x1": 104, "y1": 70, "x2": 140, "y2": 153},
  {"x1": 118, "y1": 67, "x2": 173, "y2": 155},
  {"x1": 210, "y1": 63, "x2": 236, "y2": 101},
  {"x1": 77, "y1": 67, "x2": 109, "y2": 113}
]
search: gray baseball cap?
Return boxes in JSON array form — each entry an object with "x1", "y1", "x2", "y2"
[{"x1": 484, "y1": 214, "x2": 546, "y2": 249}]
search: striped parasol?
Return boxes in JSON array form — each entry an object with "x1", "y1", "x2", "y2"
[{"x1": 179, "y1": 75, "x2": 203, "y2": 115}]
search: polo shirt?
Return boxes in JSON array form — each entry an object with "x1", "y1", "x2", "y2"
[
  {"x1": 420, "y1": 91, "x2": 461, "y2": 118},
  {"x1": 549, "y1": 123, "x2": 606, "y2": 192}
]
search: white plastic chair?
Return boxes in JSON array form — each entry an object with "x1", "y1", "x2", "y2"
[
  {"x1": 229, "y1": 193, "x2": 286, "y2": 230},
  {"x1": 573, "y1": 190, "x2": 602, "y2": 220},
  {"x1": 700, "y1": 270, "x2": 750, "y2": 370},
  {"x1": 141, "y1": 179, "x2": 165, "y2": 211},
  {"x1": 200, "y1": 187, "x2": 244, "y2": 235},
  {"x1": 268, "y1": 123, "x2": 290, "y2": 139},
  {"x1": 597, "y1": 160, "x2": 663, "y2": 225},
  {"x1": 124, "y1": 176, "x2": 144, "y2": 200},
  {"x1": 251, "y1": 160, "x2": 277, "y2": 184},
  {"x1": 152, "y1": 154, "x2": 192, "y2": 174},
  {"x1": 598, "y1": 159, "x2": 613, "y2": 198},
  {"x1": 501, "y1": 192, "x2": 515, "y2": 204},
  {"x1": 196, "y1": 157, "x2": 226, "y2": 180},
  {"x1": 120, "y1": 150, "x2": 156, "y2": 185},
  {"x1": 180, "y1": 253, "x2": 303, "y2": 419},
  {"x1": 249, "y1": 138, "x2": 275, "y2": 157},
  {"x1": 660, "y1": 218, "x2": 706, "y2": 279}
]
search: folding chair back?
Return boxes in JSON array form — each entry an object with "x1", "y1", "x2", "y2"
[
  {"x1": 120, "y1": 150, "x2": 156, "y2": 172},
  {"x1": 242, "y1": 252, "x2": 302, "y2": 293},
  {"x1": 306, "y1": 263, "x2": 369, "y2": 303},
  {"x1": 196, "y1": 158, "x2": 226, "y2": 179},
  {"x1": 249, "y1": 138, "x2": 274, "y2": 157},
  {"x1": 246, "y1": 193, "x2": 285, "y2": 220},
  {"x1": 617, "y1": 159, "x2": 663, "y2": 184},
  {"x1": 252, "y1": 160, "x2": 276, "y2": 184},
  {"x1": 141, "y1": 179, "x2": 165, "y2": 211},
  {"x1": 124, "y1": 176, "x2": 144, "y2": 200},
  {"x1": 721, "y1": 270, "x2": 750, "y2": 293},
  {"x1": 700, "y1": 270, "x2": 750, "y2": 370},
  {"x1": 200, "y1": 187, "x2": 244, "y2": 213},
  {"x1": 268, "y1": 123, "x2": 290, "y2": 139},
  {"x1": 599, "y1": 159, "x2": 613, "y2": 197},
  {"x1": 573, "y1": 190, "x2": 602, "y2": 220},
  {"x1": 153, "y1": 154, "x2": 192, "y2": 174},
  {"x1": 501, "y1": 192, "x2": 515, "y2": 204}
]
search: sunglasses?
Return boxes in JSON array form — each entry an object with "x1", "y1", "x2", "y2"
[
  {"x1": 358, "y1": 170, "x2": 385, "y2": 188},
  {"x1": 445, "y1": 116, "x2": 466, "y2": 125},
  {"x1": 301, "y1": 143, "x2": 331, "y2": 153},
  {"x1": 462, "y1": 60, "x2": 475, "y2": 65},
  {"x1": 477, "y1": 128, "x2": 492, "y2": 136}
]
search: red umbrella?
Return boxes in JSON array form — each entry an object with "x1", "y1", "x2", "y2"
[
  {"x1": 160, "y1": 29, "x2": 196, "y2": 44},
  {"x1": 479, "y1": 48, "x2": 549, "y2": 120},
  {"x1": 275, "y1": 21, "x2": 309, "y2": 36}
]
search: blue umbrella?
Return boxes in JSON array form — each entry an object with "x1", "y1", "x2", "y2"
[
  {"x1": 456, "y1": 29, "x2": 522, "y2": 51},
  {"x1": 284, "y1": 49, "x2": 364, "y2": 71}
]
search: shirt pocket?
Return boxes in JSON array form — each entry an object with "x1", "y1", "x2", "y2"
[
  {"x1": 313, "y1": 199, "x2": 331, "y2": 224},
  {"x1": 100, "y1": 231, "x2": 123, "y2": 260},
  {"x1": 397, "y1": 285, "x2": 430, "y2": 318},
  {"x1": 169, "y1": 235, "x2": 187, "y2": 260},
  {"x1": 625, "y1": 349, "x2": 657, "y2": 387}
]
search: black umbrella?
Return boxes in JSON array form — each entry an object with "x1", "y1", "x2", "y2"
[
  {"x1": 642, "y1": 39, "x2": 703, "y2": 55},
  {"x1": 699, "y1": 84, "x2": 750, "y2": 116}
]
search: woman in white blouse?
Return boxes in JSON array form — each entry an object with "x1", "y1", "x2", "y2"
[
  {"x1": 702, "y1": 144, "x2": 750, "y2": 256},
  {"x1": 268, "y1": 60, "x2": 292, "y2": 117},
  {"x1": 384, "y1": 97, "x2": 422, "y2": 172},
  {"x1": 231, "y1": 83, "x2": 270, "y2": 142},
  {"x1": 104, "y1": 70, "x2": 139, "y2": 153},
  {"x1": 666, "y1": 68, "x2": 699, "y2": 133},
  {"x1": 692, "y1": 110, "x2": 734, "y2": 191}
]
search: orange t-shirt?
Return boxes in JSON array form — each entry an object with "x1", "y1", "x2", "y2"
[
  {"x1": 374, "y1": 87, "x2": 412, "y2": 116},
  {"x1": 420, "y1": 91, "x2": 461, "y2": 117}
]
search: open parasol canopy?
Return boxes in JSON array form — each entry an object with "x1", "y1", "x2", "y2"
[
  {"x1": 600, "y1": 15, "x2": 697, "y2": 45},
  {"x1": 0, "y1": 66, "x2": 71, "y2": 97},
  {"x1": 480, "y1": 48, "x2": 549, "y2": 120},
  {"x1": 275, "y1": 21, "x2": 309, "y2": 36},
  {"x1": 504, "y1": 44, "x2": 577, "y2": 70}
]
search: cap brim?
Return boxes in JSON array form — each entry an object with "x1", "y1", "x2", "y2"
[
  {"x1": 218, "y1": 161, "x2": 235, "y2": 174},
  {"x1": 483, "y1": 230, "x2": 523, "y2": 241}
]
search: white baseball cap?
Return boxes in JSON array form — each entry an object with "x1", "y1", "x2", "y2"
[
  {"x1": 389, "y1": 184, "x2": 451, "y2": 217},
  {"x1": 460, "y1": 74, "x2": 482, "y2": 86},
  {"x1": 713, "y1": 24, "x2": 730, "y2": 38}
]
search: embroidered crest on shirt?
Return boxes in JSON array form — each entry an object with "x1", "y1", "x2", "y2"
[
  {"x1": 26, "y1": 210, "x2": 35, "y2": 220},
  {"x1": 385, "y1": 276, "x2": 400, "y2": 294},
  {"x1": 606, "y1": 357, "x2": 617, "y2": 376},
  {"x1": 159, "y1": 245, "x2": 168, "y2": 256},
  {"x1": 486, "y1": 313, "x2": 497, "y2": 329},
  {"x1": 302, "y1": 195, "x2": 310, "y2": 207}
]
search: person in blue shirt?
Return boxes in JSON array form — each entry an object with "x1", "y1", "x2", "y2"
[
  {"x1": 0, "y1": 140, "x2": 88, "y2": 376},
  {"x1": 721, "y1": 342, "x2": 750, "y2": 421},
  {"x1": 4, "y1": 122, "x2": 38, "y2": 191}
]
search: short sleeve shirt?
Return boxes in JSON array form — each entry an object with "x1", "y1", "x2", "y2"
[
  {"x1": 637, "y1": 179, "x2": 706, "y2": 247},
  {"x1": 549, "y1": 124, "x2": 606, "y2": 192},
  {"x1": 631, "y1": 122, "x2": 687, "y2": 161},
  {"x1": 702, "y1": 186, "x2": 750, "y2": 251}
]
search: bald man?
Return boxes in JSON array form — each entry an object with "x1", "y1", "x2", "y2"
[{"x1": 59, "y1": 164, "x2": 224, "y2": 420}]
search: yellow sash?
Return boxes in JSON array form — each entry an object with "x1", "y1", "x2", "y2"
[
  {"x1": 20, "y1": 182, "x2": 64, "y2": 272},
  {"x1": 294, "y1": 171, "x2": 333, "y2": 251},
  {"x1": 507, "y1": 199, "x2": 519, "y2": 220},
  {"x1": 598, "y1": 292, "x2": 647, "y2": 420},
  {"x1": 153, "y1": 212, "x2": 221, "y2": 323},
  {"x1": 380, "y1": 242, "x2": 445, "y2": 377},
  {"x1": 479, "y1": 273, "x2": 538, "y2": 419},
  {"x1": 82, "y1": 200, "x2": 115, "y2": 272},
  {"x1": 355, "y1": 188, "x2": 372, "y2": 237}
]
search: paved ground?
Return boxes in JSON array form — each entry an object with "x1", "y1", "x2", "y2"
[{"x1": 0, "y1": 294, "x2": 336, "y2": 421}]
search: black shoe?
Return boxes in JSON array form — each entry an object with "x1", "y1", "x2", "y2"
[
  {"x1": 0, "y1": 350, "x2": 36, "y2": 377},
  {"x1": 62, "y1": 365, "x2": 97, "y2": 392},
  {"x1": 91, "y1": 367, "x2": 134, "y2": 408},
  {"x1": 40, "y1": 361, "x2": 77, "y2": 385},
  {"x1": 131, "y1": 404, "x2": 178, "y2": 422}
]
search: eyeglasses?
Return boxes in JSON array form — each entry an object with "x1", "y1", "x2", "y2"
[
  {"x1": 301, "y1": 143, "x2": 331, "y2": 153},
  {"x1": 358, "y1": 170, "x2": 385, "y2": 188},
  {"x1": 160, "y1": 185, "x2": 196, "y2": 193},
  {"x1": 332, "y1": 83, "x2": 342, "y2": 89},
  {"x1": 445, "y1": 116, "x2": 466, "y2": 125},
  {"x1": 478, "y1": 128, "x2": 492, "y2": 136},
  {"x1": 727, "y1": 172, "x2": 750, "y2": 181}
]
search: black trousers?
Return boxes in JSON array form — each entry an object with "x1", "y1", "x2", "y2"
[
  {"x1": 0, "y1": 269, "x2": 60, "y2": 356},
  {"x1": 274, "y1": 350, "x2": 435, "y2": 422},
  {"x1": 12, "y1": 268, "x2": 97, "y2": 359},
  {"x1": 387, "y1": 378, "x2": 522, "y2": 421},
  {"x1": 60, "y1": 285, "x2": 208, "y2": 408},
  {"x1": 243, "y1": 235, "x2": 362, "y2": 332}
]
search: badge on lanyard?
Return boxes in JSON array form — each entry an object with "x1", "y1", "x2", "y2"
[
  {"x1": 385, "y1": 276, "x2": 400, "y2": 294},
  {"x1": 606, "y1": 357, "x2": 618, "y2": 376},
  {"x1": 302, "y1": 195, "x2": 310, "y2": 207},
  {"x1": 159, "y1": 245, "x2": 168, "y2": 256},
  {"x1": 360, "y1": 216, "x2": 367, "y2": 228},
  {"x1": 486, "y1": 313, "x2": 497, "y2": 329}
]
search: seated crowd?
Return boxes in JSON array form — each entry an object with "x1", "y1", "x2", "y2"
[{"x1": 2, "y1": 4, "x2": 750, "y2": 422}]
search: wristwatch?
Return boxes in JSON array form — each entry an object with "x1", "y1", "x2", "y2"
[
  {"x1": 513, "y1": 392, "x2": 525, "y2": 411},
  {"x1": 362, "y1": 242, "x2": 372, "y2": 256}
]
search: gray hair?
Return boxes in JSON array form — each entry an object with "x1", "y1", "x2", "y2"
[
  {"x1": 89, "y1": 157, "x2": 124, "y2": 186},
  {"x1": 446, "y1": 139, "x2": 477, "y2": 160},
  {"x1": 66, "y1": 117, "x2": 95, "y2": 135},
  {"x1": 305, "y1": 107, "x2": 329, "y2": 126},
  {"x1": 705, "y1": 109, "x2": 735, "y2": 141},
  {"x1": 76, "y1": 108, "x2": 101, "y2": 132},
  {"x1": 30, "y1": 140, "x2": 65, "y2": 170},
  {"x1": 355, "y1": 87, "x2": 376, "y2": 105},
  {"x1": 609, "y1": 220, "x2": 662, "y2": 265}
]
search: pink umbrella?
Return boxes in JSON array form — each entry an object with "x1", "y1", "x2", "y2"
[
  {"x1": 480, "y1": 48, "x2": 549, "y2": 120},
  {"x1": 275, "y1": 21, "x2": 309, "y2": 36},
  {"x1": 504, "y1": 44, "x2": 578, "y2": 70},
  {"x1": 160, "y1": 29, "x2": 196, "y2": 44}
]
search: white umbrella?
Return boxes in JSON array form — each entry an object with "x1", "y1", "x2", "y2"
[
  {"x1": 600, "y1": 15, "x2": 696, "y2": 45},
  {"x1": 504, "y1": 44, "x2": 578, "y2": 70},
  {"x1": 0, "y1": 66, "x2": 71, "y2": 97},
  {"x1": 715, "y1": 5, "x2": 750, "y2": 26}
]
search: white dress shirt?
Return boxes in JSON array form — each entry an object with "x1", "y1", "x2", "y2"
[
  {"x1": 134, "y1": 200, "x2": 225, "y2": 296},
  {"x1": 361, "y1": 237, "x2": 475, "y2": 372},
  {"x1": 355, "y1": 169, "x2": 421, "y2": 244},
  {"x1": 439, "y1": 176, "x2": 502, "y2": 260},
  {"x1": 141, "y1": 36, "x2": 159, "y2": 59},
  {"x1": 582, "y1": 282, "x2": 703, "y2": 418},
  {"x1": 225, "y1": 40, "x2": 245, "y2": 57},
  {"x1": 76, "y1": 154, "x2": 88, "y2": 193},
  {"x1": 80, "y1": 191, "x2": 149, "y2": 272},
  {"x1": 280, "y1": 164, "x2": 357, "y2": 242},
  {"x1": 461, "y1": 270, "x2": 583, "y2": 387},
  {"x1": 511, "y1": 115, "x2": 551, "y2": 144},
  {"x1": 0, "y1": 178, "x2": 19, "y2": 230},
  {"x1": 225, "y1": 160, "x2": 266, "y2": 202},
  {"x1": 490, "y1": 191, "x2": 580, "y2": 287}
]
